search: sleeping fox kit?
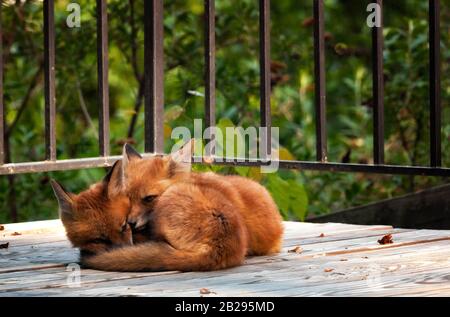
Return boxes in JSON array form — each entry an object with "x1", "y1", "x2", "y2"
[
  {"x1": 52, "y1": 140, "x2": 284, "y2": 272},
  {"x1": 50, "y1": 161, "x2": 133, "y2": 258}
]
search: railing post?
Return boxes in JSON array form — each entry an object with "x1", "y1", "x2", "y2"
[
  {"x1": 144, "y1": 0, "x2": 164, "y2": 154},
  {"x1": 97, "y1": 0, "x2": 110, "y2": 157},
  {"x1": 372, "y1": 0, "x2": 385, "y2": 165},
  {"x1": 429, "y1": 0, "x2": 441, "y2": 167},
  {"x1": 313, "y1": 0, "x2": 327, "y2": 162},
  {"x1": 259, "y1": 0, "x2": 271, "y2": 157},
  {"x1": 44, "y1": 0, "x2": 56, "y2": 161},
  {"x1": 0, "y1": 3, "x2": 4, "y2": 165},
  {"x1": 205, "y1": 0, "x2": 216, "y2": 157}
]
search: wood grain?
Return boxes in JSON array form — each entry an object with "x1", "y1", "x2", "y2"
[{"x1": 0, "y1": 220, "x2": 449, "y2": 297}]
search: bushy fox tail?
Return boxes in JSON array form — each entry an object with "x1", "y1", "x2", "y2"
[{"x1": 81, "y1": 241, "x2": 243, "y2": 272}]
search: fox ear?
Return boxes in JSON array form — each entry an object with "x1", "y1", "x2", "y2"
[
  {"x1": 123, "y1": 143, "x2": 142, "y2": 162},
  {"x1": 50, "y1": 180, "x2": 74, "y2": 220},
  {"x1": 103, "y1": 160, "x2": 123, "y2": 197},
  {"x1": 169, "y1": 138, "x2": 194, "y2": 175},
  {"x1": 122, "y1": 144, "x2": 142, "y2": 178},
  {"x1": 103, "y1": 160, "x2": 122, "y2": 184}
]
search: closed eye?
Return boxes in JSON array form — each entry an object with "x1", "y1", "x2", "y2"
[{"x1": 142, "y1": 195, "x2": 157, "y2": 204}]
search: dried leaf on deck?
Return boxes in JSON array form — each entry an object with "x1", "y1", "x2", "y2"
[
  {"x1": 200, "y1": 288, "x2": 216, "y2": 295},
  {"x1": 11, "y1": 232, "x2": 22, "y2": 236},
  {"x1": 378, "y1": 234, "x2": 393, "y2": 245},
  {"x1": 0, "y1": 242, "x2": 9, "y2": 249},
  {"x1": 324, "y1": 268, "x2": 334, "y2": 273},
  {"x1": 288, "y1": 246, "x2": 303, "y2": 254},
  {"x1": 319, "y1": 233, "x2": 325, "y2": 238},
  {"x1": 0, "y1": 225, "x2": 4, "y2": 231}
]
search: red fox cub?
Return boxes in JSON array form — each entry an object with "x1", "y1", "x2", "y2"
[
  {"x1": 50, "y1": 161, "x2": 134, "y2": 261},
  {"x1": 83, "y1": 140, "x2": 284, "y2": 272}
]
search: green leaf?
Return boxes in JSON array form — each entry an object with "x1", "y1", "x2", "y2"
[
  {"x1": 266, "y1": 175, "x2": 290, "y2": 218},
  {"x1": 265, "y1": 174, "x2": 309, "y2": 221},
  {"x1": 234, "y1": 166, "x2": 250, "y2": 177},
  {"x1": 164, "y1": 105, "x2": 184, "y2": 122},
  {"x1": 287, "y1": 180, "x2": 309, "y2": 221}
]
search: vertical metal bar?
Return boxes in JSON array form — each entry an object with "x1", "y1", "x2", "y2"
[
  {"x1": 97, "y1": 0, "x2": 110, "y2": 157},
  {"x1": 313, "y1": 0, "x2": 327, "y2": 162},
  {"x1": 44, "y1": 0, "x2": 56, "y2": 161},
  {"x1": 144, "y1": 0, "x2": 164, "y2": 154},
  {"x1": 0, "y1": 4, "x2": 4, "y2": 165},
  {"x1": 429, "y1": 0, "x2": 441, "y2": 167},
  {"x1": 372, "y1": 0, "x2": 385, "y2": 165},
  {"x1": 259, "y1": 0, "x2": 271, "y2": 157},
  {"x1": 205, "y1": 0, "x2": 216, "y2": 156}
]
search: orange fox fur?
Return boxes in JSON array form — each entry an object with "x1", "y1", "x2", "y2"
[{"x1": 82, "y1": 141, "x2": 284, "y2": 272}]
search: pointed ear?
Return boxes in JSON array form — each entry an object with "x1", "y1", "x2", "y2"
[
  {"x1": 123, "y1": 143, "x2": 142, "y2": 162},
  {"x1": 169, "y1": 139, "x2": 194, "y2": 174},
  {"x1": 103, "y1": 160, "x2": 123, "y2": 197},
  {"x1": 50, "y1": 179, "x2": 74, "y2": 220},
  {"x1": 122, "y1": 143, "x2": 142, "y2": 177},
  {"x1": 103, "y1": 160, "x2": 120, "y2": 184}
]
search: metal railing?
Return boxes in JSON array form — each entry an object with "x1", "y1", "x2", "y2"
[{"x1": 0, "y1": 0, "x2": 449, "y2": 177}]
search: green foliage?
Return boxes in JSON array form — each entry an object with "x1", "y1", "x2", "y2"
[
  {"x1": 265, "y1": 174, "x2": 308, "y2": 221},
  {"x1": 1, "y1": 0, "x2": 450, "y2": 223}
]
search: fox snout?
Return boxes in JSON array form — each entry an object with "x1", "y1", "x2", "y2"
[
  {"x1": 127, "y1": 202, "x2": 154, "y2": 231},
  {"x1": 127, "y1": 214, "x2": 149, "y2": 231}
]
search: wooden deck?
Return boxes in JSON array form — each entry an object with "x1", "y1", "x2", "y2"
[{"x1": 1, "y1": 220, "x2": 450, "y2": 297}]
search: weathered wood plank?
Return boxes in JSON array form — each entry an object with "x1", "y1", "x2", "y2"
[
  {"x1": 1, "y1": 229, "x2": 449, "y2": 295},
  {"x1": 1, "y1": 220, "x2": 450, "y2": 297},
  {"x1": 0, "y1": 221, "x2": 394, "y2": 272},
  {"x1": 0, "y1": 227, "x2": 414, "y2": 274},
  {"x1": 1, "y1": 219, "x2": 67, "y2": 248},
  {"x1": 80, "y1": 242, "x2": 450, "y2": 297},
  {"x1": 3, "y1": 245, "x2": 450, "y2": 297},
  {"x1": 1, "y1": 219, "x2": 64, "y2": 235},
  {"x1": 282, "y1": 221, "x2": 392, "y2": 239}
]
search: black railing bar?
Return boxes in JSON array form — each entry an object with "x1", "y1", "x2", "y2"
[
  {"x1": 372, "y1": 0, "x2": 385, "y2": 165},
  {"x1": 0, "y1": 4, "x2": 4, "y2": 165},
  {"x1": 313, "y1": 0, "x2": 327, "y2": 162},
  {"x1": 259, "y1": 0, "x2": 271, "y2": 157},
  {"x1": 204, "y1": 0, "x2": 216, "y2": 129},
  {"x1": 144, "y1": 0, "x2": 164, "y2": 154},
  {"x1": 2, "y1": 157, "x2": 450, "y2": 177},
  {"x1": 204, "y1": 0, "x2": 216, "y2": 156},
  {"x1": 97, "y1": 0, "x2": 110, "y2": 157},
  {"x1": 429, "y1": 0, "x2": 442, "y2": 167},
  {"x1": 44, "y1": 0, "x2": 56, "y2": 161}
]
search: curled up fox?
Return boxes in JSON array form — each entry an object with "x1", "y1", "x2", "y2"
[{"x1": 51, "y1": 139, "x2": 284, "y2": 272}]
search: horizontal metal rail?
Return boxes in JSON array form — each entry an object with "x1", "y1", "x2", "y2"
[{"x1": 0, "y1": 157, "x2": 449, "y2": 177}]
